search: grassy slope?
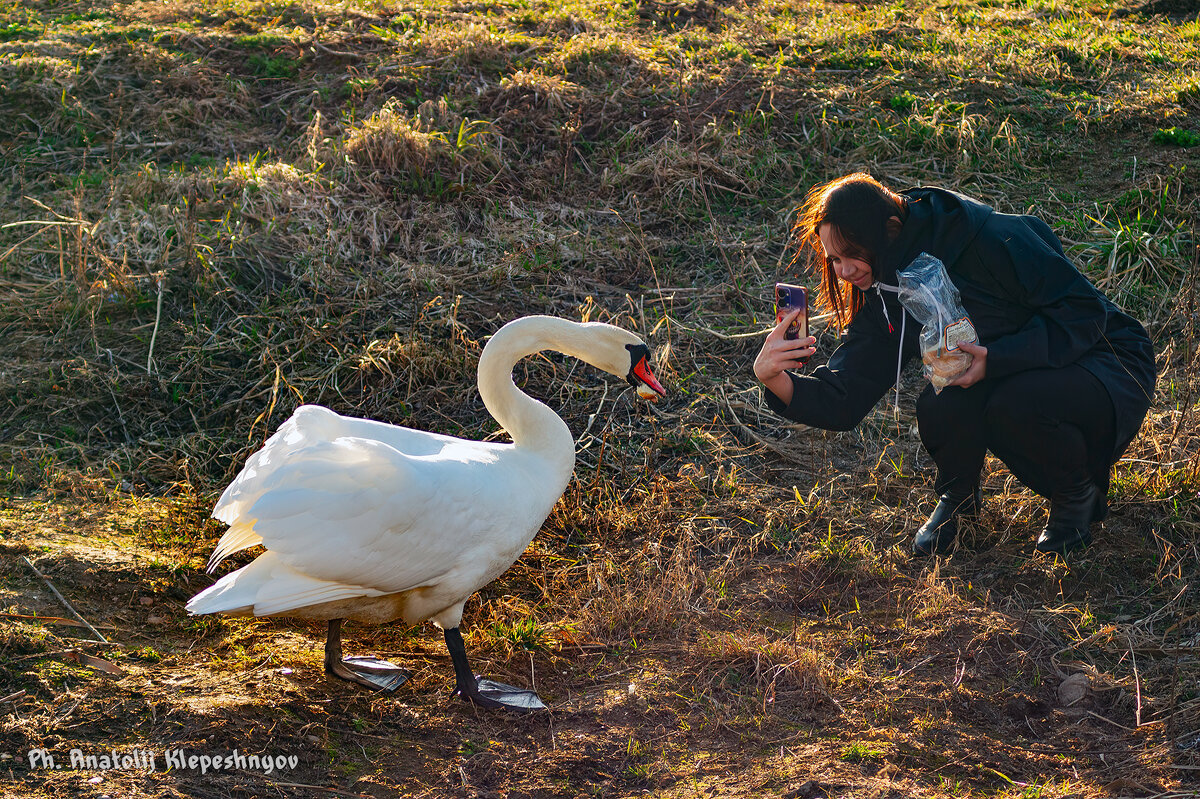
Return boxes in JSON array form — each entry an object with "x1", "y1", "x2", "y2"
[{"x1": 0, "y1": 0, "x2": 1198, "y2": 796}]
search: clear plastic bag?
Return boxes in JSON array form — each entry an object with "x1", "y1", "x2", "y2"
[{"x1": 897, "y1": 253, "x2": 977, "y2": 392}]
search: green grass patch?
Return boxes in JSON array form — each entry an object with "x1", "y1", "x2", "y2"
[
  {"x1": 841, "y1": 741, "x2": 887, "y2": 763},
  {"x1": 0, "y1": 21, "x2": 38, "y2": 40},
  {"x1": 1153, "y1": 126, "x2": 1200, "y2": 147}
]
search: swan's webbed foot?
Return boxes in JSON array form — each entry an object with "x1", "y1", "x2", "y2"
[
  {"x1": 455, "y1": 677, "x2": 546, "y2": 711},
  {"x1": 324, "y1": 619, "x2": 410, "y2": 692},
  {"x1": 444, "y1": 627, "x2": 546, "y2": 712},
  {"x1": 326, "y1": 655, "x2": 411, "y2": 692}
]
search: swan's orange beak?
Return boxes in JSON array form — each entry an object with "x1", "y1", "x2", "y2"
[{"x1": 627, "y1": 345, "x2": 666, "y2": 402}]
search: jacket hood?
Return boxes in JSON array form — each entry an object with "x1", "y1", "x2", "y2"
[{"x1": 872, "y1": 187, "x2": 994, "y2": 286}]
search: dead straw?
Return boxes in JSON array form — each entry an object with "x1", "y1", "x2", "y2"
[{"x1": 19, "y1": 556, "x2": 109, "y2": 645}]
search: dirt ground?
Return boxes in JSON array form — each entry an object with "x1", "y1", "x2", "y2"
[{"x1": 1, "y1": 457, "x2": 1195, "y2": 798}]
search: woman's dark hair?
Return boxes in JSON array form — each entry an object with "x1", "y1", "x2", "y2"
[{"x1": 791, "y1": 172, "x2": 908, "y2": 330}]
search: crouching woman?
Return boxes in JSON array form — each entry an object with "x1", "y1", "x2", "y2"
[{"x1": 754, "y1": 173, "x2": 1155, "y2": 556}]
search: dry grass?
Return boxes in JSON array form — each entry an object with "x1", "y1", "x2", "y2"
[
  {"x1": 344, "y1": 101, "x2": 459, "y2": 180},
  {"x1": 0, "y1": 0, "x2": 1198, "y2": 797}
]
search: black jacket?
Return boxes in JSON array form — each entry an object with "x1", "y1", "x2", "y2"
[{"x1": 765, "y1": 187, "x2": 1156, "y2": 459}]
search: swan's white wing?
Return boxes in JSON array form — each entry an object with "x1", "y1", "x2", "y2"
[
  {"x1": 209, "y1": 405, "x2": 470, "y2": 568},
  {"x1": 212, "y1": 405, "x2": 342, "y2": 526},
  {"x1": 232, "y1": 436, "x2": 532, "y2": 599},
  {"x1": 207, "y1": 416, "x2": 372, "y2": 569}
]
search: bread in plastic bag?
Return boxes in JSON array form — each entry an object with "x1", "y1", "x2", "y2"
[{"x1": 897, "y1": 253, "x2": 978, "y2": 392}]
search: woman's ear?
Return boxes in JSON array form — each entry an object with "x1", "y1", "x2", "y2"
[{"x1": 886, "y1": 215, "x2": 904, "y2": 242}]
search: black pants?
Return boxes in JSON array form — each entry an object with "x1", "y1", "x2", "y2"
[{"x1": 916, "y1": 364, "x2": 1116, "y2": 502}]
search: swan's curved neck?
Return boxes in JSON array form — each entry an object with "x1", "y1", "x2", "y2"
[{"x1": 477, "y1": 316, "x2": 591, "y2": 460}]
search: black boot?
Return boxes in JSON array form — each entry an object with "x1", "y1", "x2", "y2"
[
  {"x1": 1036, "y1": 482, "x2": 1104, "y2": 555},
  {"x1": 912, "y1": 487, "x2": 983, "y2": 557}
]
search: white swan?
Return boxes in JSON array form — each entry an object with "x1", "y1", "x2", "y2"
[{"x1": 186, "y1": 315, "x2": 665, "y2": 710}]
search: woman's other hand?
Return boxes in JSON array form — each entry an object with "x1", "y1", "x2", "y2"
[
  {"x1": 947, "y1": 341, "x2": 987, "y2": 388},
  {"x1": 754, "y1": 309, "x2": 817, "y2": 405}
]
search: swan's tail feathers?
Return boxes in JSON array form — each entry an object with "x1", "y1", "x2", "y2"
[
  {"x1": 205, "y1": 521, "x2": 264, "y2": 573},
  {"x1": 187, "y1": 552, "x2": 385, "y2": 618},
  {"x1": 251, "y1": 572, "x2": 385, "y2": 618},
  {"x1": 186, "y1": 559, "x2": 264, "y2": 616}
]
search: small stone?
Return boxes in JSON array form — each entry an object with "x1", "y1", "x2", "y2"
[
  {"x1": 785, "y1": 781, "x2": 826, "y2": 799},
  {"x1": 1058, "y1": 672, "x2": 1089, "y2": 707}
]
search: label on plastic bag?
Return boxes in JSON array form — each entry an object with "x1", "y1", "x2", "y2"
[{"x1": 943, "y1": 317, "x2": 977, "y2": 352}]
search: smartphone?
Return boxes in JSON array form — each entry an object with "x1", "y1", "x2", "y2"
[{"x1": 775, "y1": 283, "x2": 808, "y2": 341}]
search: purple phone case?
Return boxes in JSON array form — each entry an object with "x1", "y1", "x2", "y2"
[{"x1": 775, "y1": 283, "x2": 808, "y2": 341}]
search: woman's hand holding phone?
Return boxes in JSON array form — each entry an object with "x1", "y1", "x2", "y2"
[{"x1": 753, "y1": 308, "x2": 817, "y2": 406}]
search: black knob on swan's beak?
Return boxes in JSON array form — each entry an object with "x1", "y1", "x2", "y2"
[{"x1": 625, "y1": 344, "x2": 666, "y2": 400}]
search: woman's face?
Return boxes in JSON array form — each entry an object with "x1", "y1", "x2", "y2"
[{"x1": 819, "y1": 223, "x2": 874, "y2": 290}]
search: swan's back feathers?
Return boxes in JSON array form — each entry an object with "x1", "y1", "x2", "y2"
[
  {"x1": 207, "y1": 415, "x2": 359, "y2": 571},
  {"x1": 214, "y1": 405, "x2": 481, "y2": 522}
]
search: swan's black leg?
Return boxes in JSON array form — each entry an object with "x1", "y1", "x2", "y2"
[
  {"x1": 444, "y1": 627, "x2": 545, "y2": 712},
  {"x1": 444, "y1": 626, "x2": 479, "y2": 695},
  {"x1": 323, "y1": 618, "x2": 410, "y2": 692}
]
